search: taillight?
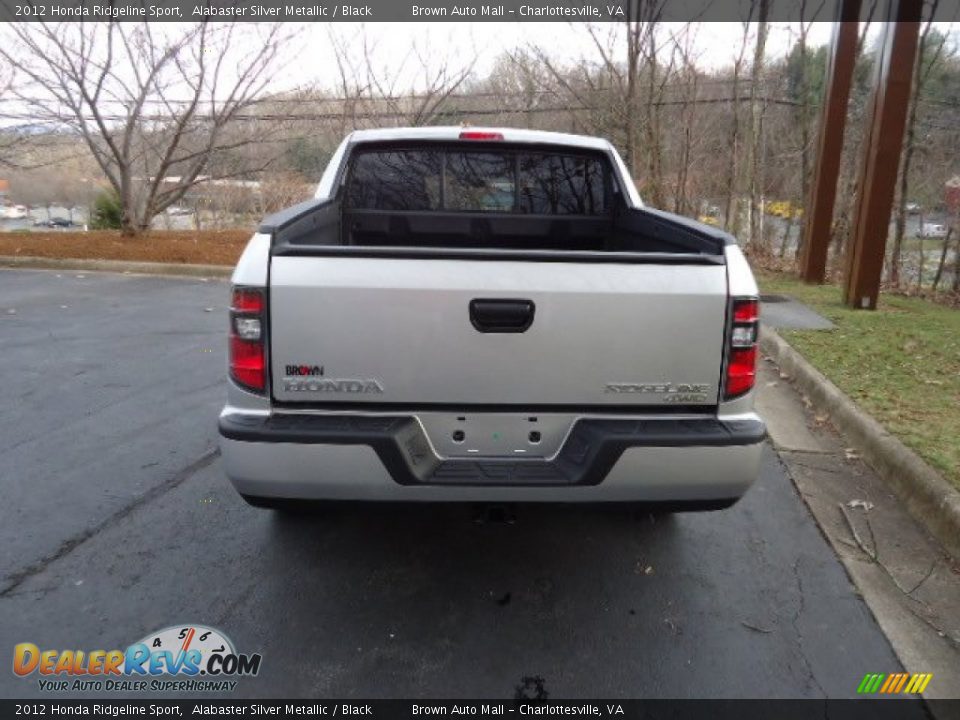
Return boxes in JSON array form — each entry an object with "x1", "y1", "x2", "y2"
[
  {"x1": 724, "y1": 297, "x2": 759, "y2": 400},
  {"x1": 229, "y1": 286, "x2": 265, "y2": 393},
  {"x1": 459, "y1": 130, "x2": 504, "y2": 141}
]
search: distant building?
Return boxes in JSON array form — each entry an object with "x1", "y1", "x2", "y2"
[{"x1": 946, "y1": 176, "x2": 960, "y2": 216}]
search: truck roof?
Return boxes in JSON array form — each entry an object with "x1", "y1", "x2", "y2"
[{"x1": 347, "y1": 126, "x2": 614, "y2": 151}]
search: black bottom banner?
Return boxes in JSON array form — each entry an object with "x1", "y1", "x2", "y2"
[{"x1": 2, "y1": 699, "x2": 954, "y2": 720}]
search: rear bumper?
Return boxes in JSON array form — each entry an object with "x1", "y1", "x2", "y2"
[{"x1": 219, "y1": 411, "x2": 765, "y2": 503}]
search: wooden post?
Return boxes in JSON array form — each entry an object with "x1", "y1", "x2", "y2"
[
  {"x1": 843, "y1": 2, "x2": 922, "y2": 309},
  {"x1": 798, "y1": 0, "x2": 860, "y2": 284}
]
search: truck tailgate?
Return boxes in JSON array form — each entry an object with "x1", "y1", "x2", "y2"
[{"x1": 269, "y1": 256, "x2": 727, "y2": 408}]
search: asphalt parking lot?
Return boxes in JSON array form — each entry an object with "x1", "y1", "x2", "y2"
[{"x1": 0, "y1": 268, "x2": 911, "y2": 700}]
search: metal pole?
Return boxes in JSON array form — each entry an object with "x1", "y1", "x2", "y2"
[
  {"x1": 843, "y1": 3, "x2": 922, "y2": 309},
  {"x1": 799, "y1": 0, "x2": 861, "y2": 283}
]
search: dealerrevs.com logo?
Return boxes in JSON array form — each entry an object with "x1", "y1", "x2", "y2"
[{"x1": 13, "y1": 624, "x2": 261, "y2": 693}]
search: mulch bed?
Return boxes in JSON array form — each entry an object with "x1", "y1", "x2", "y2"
[{"x1": 0, "y1": 230, "x2": 250, "y2": 266}]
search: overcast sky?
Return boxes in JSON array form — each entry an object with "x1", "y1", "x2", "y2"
[{"x1": 311, "y1": 22, "x2": 840, "y2": 91}]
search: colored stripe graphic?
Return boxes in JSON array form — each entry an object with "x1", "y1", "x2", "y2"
[
  {"x1": 859, "y1": 673, "x2": 932, "y2": 694},
  {"x1": 905, "y1": 673, "x2": 933, "y2": 694}
]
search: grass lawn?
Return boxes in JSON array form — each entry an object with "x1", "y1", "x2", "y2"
[{"x1": 757, "y1": 271, "x2": 960, "y2": 489}]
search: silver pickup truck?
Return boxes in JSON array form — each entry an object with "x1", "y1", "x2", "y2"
[{"x1": 218, "y1": 127, "x2": 765, "y2": 509}]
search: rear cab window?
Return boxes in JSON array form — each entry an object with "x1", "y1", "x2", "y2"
[
  {"x1": 342, "y1": 143, "x2": 614, "y2": 251},
  {"x1": 346, "y1": 146, "x2": 610, "y2": 216}
]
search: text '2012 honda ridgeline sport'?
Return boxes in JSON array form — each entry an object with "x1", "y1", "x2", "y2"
[{"x1": 218, "y1": 127, "x2": 766, "y2": 509}]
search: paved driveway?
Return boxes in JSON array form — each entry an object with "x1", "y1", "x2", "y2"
[{"x1": 0, "y1": 269, "x2": 910, "y2": 700}]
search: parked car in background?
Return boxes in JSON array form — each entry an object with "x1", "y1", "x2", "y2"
[
  {"x1": 916, "y1": 222, "x2": 948, "y2": 239},
  {"x1": 33, "y1": 217, "x2": 73, "y2": 228},
  {"x1": 905, "y1": 202, "x2": 921, "y2": 214},
  {"x1": 219, "y1": 127, "x2": 766, "y2": 512},
  {"x1": 2, "y1": 205, "x2": 29, "y2": 220}
]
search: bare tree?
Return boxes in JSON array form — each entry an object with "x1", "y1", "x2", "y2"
[
  {"x1": 322, "y1": 25, "x2": 477, "y2": 130},
  {"x1": 0, "y1": 21, "x2": 293, "y2": 236},
  {"x1": 526, "y1": 4, "x2": 672, "y2": 202},
  {"x1": 258, "y1": 171, "x2": 313, "y2": 214},
  {"x1": 639, "y1": 3, "x2": 674, "y2": 207},
  {"x1": 953, "y1": 230, "x2": 960, "y2": 294},
  {"x1": 525, "y1": 32, "x2": 624, "y2": 143},
  {"x1": 0, "y1": 66, "x2": 25, "y2": 169},
  {"x1": 789, "y1": 0, "x2": 827, "y2": 259},
  {"x1": 669, "y1": 26, "x2": 705, "y2": 216},
  {"x1": 889, "y1": 1, "x2": 951, "y2": 286},
  {"x1": 476, "y1": 50, "x2": 561, "y2": 129},
  {"x1": 327, "y1": 25, "x2": 374, "y2": 136},
  {"x1": 587, "y1": 3, "x2": 669, "y2": 197},
  {"x1": 931, "y1": 226, "x2": 952, "y2": 290},
  {"x1": 367, "y1": 34, "x2": 476, "y2": 127},
  {"x1": 723, "y1": 21, "x2": 754, "y2": 235},
  {"x1": 745, "y1": 0, "x2": 770, "y2": 250}
]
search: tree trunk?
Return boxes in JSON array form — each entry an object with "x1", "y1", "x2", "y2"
[
  {"x1": 644, "y1": 25, "x2": 665, "y2": 209},
  {"x1": 794, "y1": 116, "x2": 811, "y2": 261},
  {"x1": 780, "y1": 214, "x2": 796, "y2": 258},
  {"x1": 675, "y1": 60, "x2": 699, "y2": 217},
  {"x1": 625, "y1": 21, "x2": 641, "y2": 185},
  {"x1": 890, "y1": 134, "x2": 915, "y2": 287},
  {"x1": 674, "y1": 122, "x2": 691, "y2": 215},
  {"x1": 120, "y1": 206, "x2": 140, "y2": 237},
  {"x1": 952, "y1": 231, "x2": 960, "y2": 293},
  {"x1": 891, "y1": 13, "x2": 936, "y2": 288},
  {"x1": 794, "y1": 19, "x2": 812, "y2": 260},
  {"x1": 931, "y1": 228, "x2": 950, "y2": 291},
  {"x1": 746, "y1": 3, "x2": 769, "y2": 250},
  {"x1": 724, "y1": 66, "x2": 743, "y2": 235},
  {"x1": 916, "y1": 235, "x2": 924, "y2": 290}
]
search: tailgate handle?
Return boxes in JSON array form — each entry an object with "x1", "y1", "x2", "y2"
[{"x1": 469, "y1": 299, "x2": 535, "y2": 333}]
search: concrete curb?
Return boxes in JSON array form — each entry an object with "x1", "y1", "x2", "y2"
[
  {"x1": 0, "y1": 255, "x2": 233, "y2": 279},
  {"x1": 760, "y1": 325, "x2": 960, "y2": 561}
]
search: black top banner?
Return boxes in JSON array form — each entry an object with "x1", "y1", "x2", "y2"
[{"x1": 3, "y1": 0, "x2": 959, "y2": 22}]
